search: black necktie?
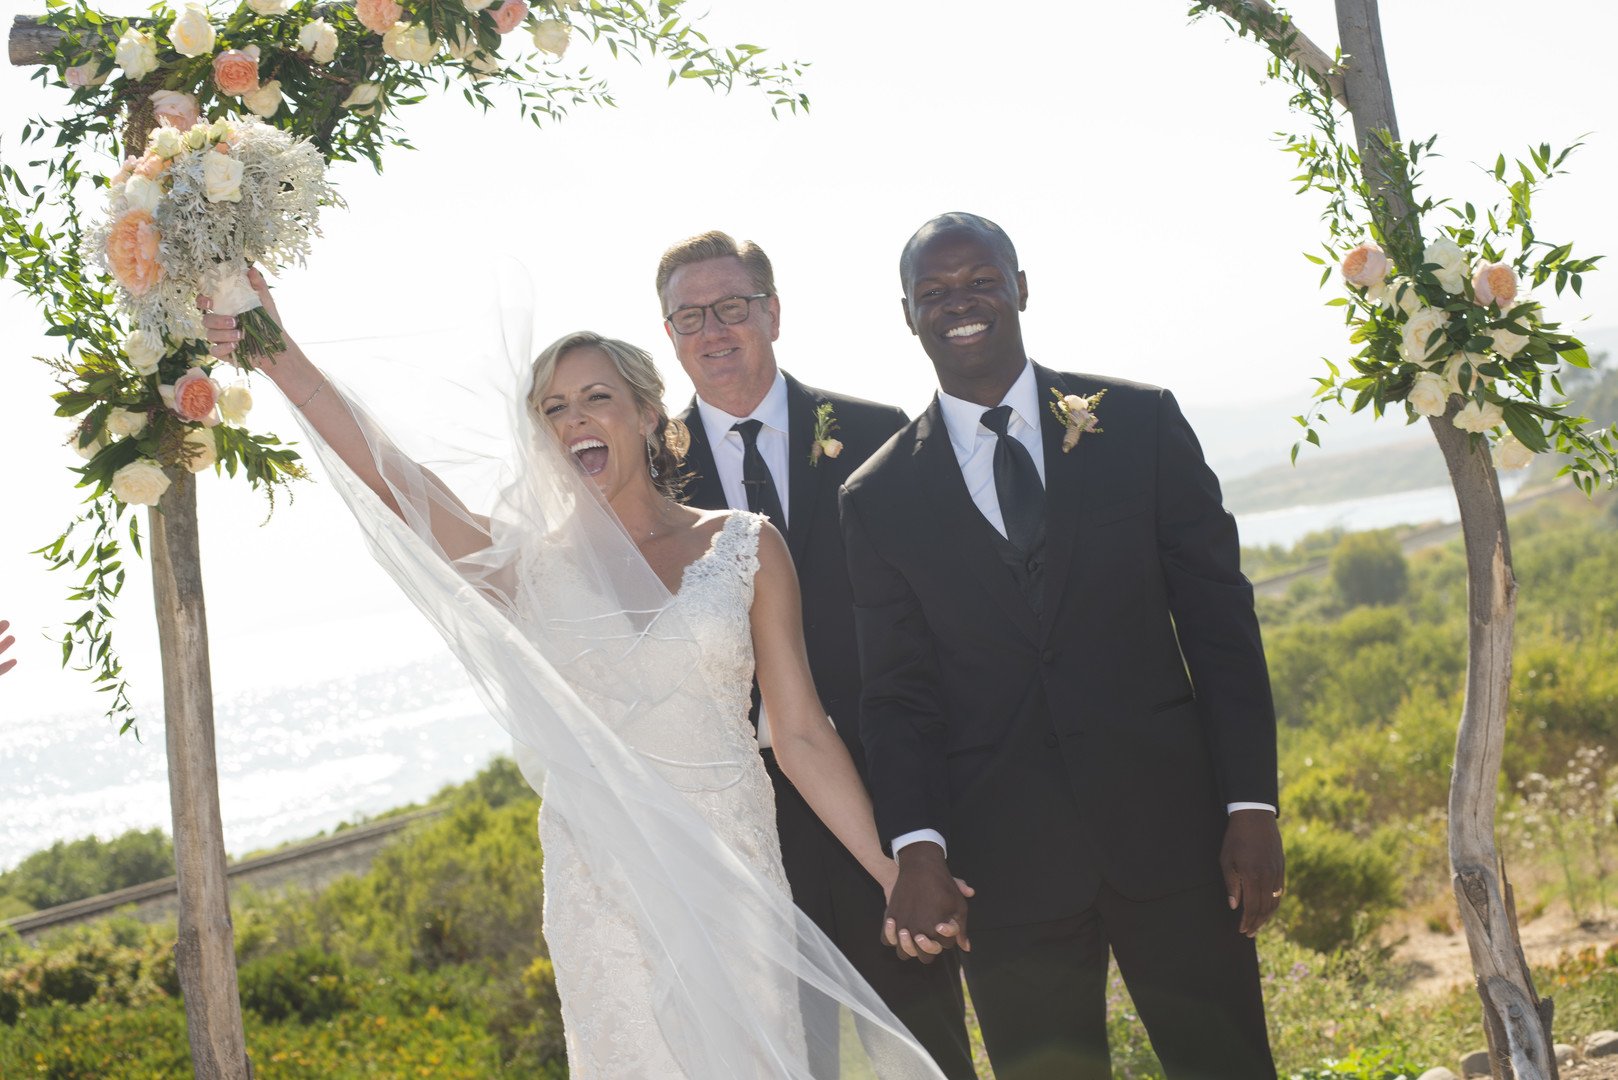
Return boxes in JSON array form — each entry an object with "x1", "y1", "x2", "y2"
[
  {"x1": 732, "y1": 419, "x2": 786, "y2": 535},
  {"x1": 980, "y1": 405, "x2": 1043, "y2": 553}
]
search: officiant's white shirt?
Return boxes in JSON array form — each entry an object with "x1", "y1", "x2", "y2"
[
  {"x1": 891, "y1": 361, "x2": 1271, "y2": 860},
  {"x1": 695, "y1": 370, "x2": 791, "y2": 749}
]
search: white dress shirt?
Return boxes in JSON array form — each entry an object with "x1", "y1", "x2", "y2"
[
  {"x1": 695, "y1": 370, "x2": 791, "y2": 748},
  {"x1": 891, "y1": 362, "x2": 1272, "y2": 859}
]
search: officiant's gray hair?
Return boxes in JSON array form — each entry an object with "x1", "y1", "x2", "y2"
[
  {"x1": 655, "y1": 230, "x2": 776, "y2": 304},
  {"x1": 899, "y1": 212, "x2": 1019, "y2": 286},
  {"x1": 528, "y1": 331, "x2": 690, "y2": 498}
]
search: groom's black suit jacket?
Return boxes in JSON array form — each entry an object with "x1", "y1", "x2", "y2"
[
  {"x1": 840, "y1": 365, "x2": 1279, "y2": 931},
  {"x1": 677, "y1": 371, "x2": 908, "y2": 775}
]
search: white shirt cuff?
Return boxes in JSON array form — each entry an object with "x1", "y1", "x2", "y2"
[
  {"x1": 891, "y1": 828, "x2": 947, "y2": 858},
  {"x1": 1227, "y1": 802, "x2": 1277, "y2": 815}
]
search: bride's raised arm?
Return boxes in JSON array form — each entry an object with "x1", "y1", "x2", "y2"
[{"x1": 199, "y1": 269, "x2": 493, "y2": 566}]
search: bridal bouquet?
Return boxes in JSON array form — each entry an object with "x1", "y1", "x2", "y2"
[{"x1": 89, "y1": 113, "x2": 335, "y2": 360}]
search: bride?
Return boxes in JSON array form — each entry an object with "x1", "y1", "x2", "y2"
[{"x1": 199, "y1": 272, "x2": 954, "y2": 1078}]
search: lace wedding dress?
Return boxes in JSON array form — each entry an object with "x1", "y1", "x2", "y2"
[{"x1": 526, "y1": 511, "x2": 803, "y2": 1076}]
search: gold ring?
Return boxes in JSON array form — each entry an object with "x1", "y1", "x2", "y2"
[{"x1": 1271, "y1": 889, "x2": 1284, "y2": 898}]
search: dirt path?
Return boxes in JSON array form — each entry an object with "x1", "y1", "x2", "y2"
[{"x1": 1390, "y1": 908, "x2": 1615, "y2": 1000}]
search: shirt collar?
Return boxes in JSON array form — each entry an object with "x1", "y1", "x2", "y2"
[
  {"x1": 935, "y1": 360, "x2": 1040, "y2": 460},
  {"x1": 696, "y1": 368, "x2": 790, "y2": 441}
]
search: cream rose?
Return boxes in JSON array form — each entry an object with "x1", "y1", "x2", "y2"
[
  {"x1": 243, "y1": 79, "x2": 283, "y2": 118},
  {"x1": 121, "y1": 174, "x2": 161, "y2": 214},
  {"x1": 383, "y1": 22, "x2": 437, "y2": 63},
  {"x1": 1407, "y1": 371, "x2": 1450, "y2": 418},
  {"x1": 1399, "y1": 306, "x2": 1450, "y2": 367},
  {"x1": 462, "y1": 0, "x2": 496, "y2": 9},
  {"x1": 65, "y1": 62, "x2": 108, "y2": 88},
  {"x1": 125, "y1": 328, "x2": 167, "y2": 375},
  {"x1": 218, "y1": 383, "x2": 254, "y2": 425},
  {"x1": 183, "y1": 427, "x2": 219, "y2": 472},
  {"x1": 1340, "y1": 242, "x2": 1388, "y2": 288},
  {"x1": 74, "y1": 431, "x2": 108, "y2": 460},
  {"x1": 1444, "y1": 353, "x2": 1492, "y2": 396},
  {"x1": 246, "y1": 0, "x2": 292, "y2": 13},
  {"x1": 355, "y1": 0, "x2": 403, "y2": 35},
  {"x1": 1472, "y1": 262, "x2": 1519, "y2": 309},
  {"x1": 1492, "y1": 433, "x2": 1535, "y2": 471},
  {"x1": 183, "y1": 125, "x2": 210, "y2": 151},
  {"x1": 491, "y1": 0, "x2": 528, "y2": 34},
  {"x1": 115, "y1": 28, "x2": 159, "y2": 80},
  {"x1": 1488, "y1": 326, "x2": 1530, "y2": 358},
  {"x1": 150, "y1": 89, "x2": 201, "y2": 130},
  {"x1": 149, "y1": 125, "x2": 186, "y2": 159},
  {"x1": 1424, "y1": 237, "x2": 1469, "y2": 295},
  {"x1": 111, "y1": 459, "x2": 172, "y2": 505},
  {"x1": 106, "y1": 407, "x2": 149, "y2": 438},
  {"x1": 169, "y1": 3, "x2": 216, "y2": 58},
  {"x1": 532, "y1": 18, "x2": 570, "y2": 57},
  {"x1": 199, "y1": 262, "x2": 261, "y2": 317},
  {"x1": 202, "y1": 150, "x2": 244, "y2": 203},
  {"x1": 1453, "y1": 399, "x2": 1505, "y2": 434},
  {"x1": 444, "y1": 26, "x2": 480, "y2": 61},
  {"x1": 297, "y1": 18, "x2": 340, "y2": 63},
  {"x1": 341, "y1": 82, "x2": 383, "y2": 111}
]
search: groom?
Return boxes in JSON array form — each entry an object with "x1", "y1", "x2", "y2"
[
  {"x1": 840, "y1": 212, "x2": 1283, "y2": 1079},
  {"x1": 656, "y1": 231, "x2": 975, "y2": 1079}
]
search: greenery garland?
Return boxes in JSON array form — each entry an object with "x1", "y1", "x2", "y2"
[{"x1": 1, "y1": 0, "x2": 805, "y2": 730}]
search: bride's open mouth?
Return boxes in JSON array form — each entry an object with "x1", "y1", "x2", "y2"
[{"x1": 570, "y1": 437, "x2": 609, "y2": 476}]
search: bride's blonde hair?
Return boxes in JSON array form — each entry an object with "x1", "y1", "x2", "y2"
[{"x1": 528, "y1": 330, "x2": 690, "y2": 499}]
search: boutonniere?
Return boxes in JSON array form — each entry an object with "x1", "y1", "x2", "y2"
[
  {"x1": 809, "y1": 401, "x2": 843, "y2": 466},
  {"x1": 1048, "y1": 387, "x2": 1106, "y2": 453}
]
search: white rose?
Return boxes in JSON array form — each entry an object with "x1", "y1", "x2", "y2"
[
  {"x1": 1489, "y1": 326, "x2": 1530, "y2": 358},
  {"x1": 115, "y1": 28, "x2": 159, "y2": 80},
  {"x1": 462, "y1": 0, "x2": 496, "y2": 9},
  {"x1": 199, "y1": 262, "x2": 261, "y2": 316},
  {"x1": 1445, "y1": 353, "x2": 1492, "y2": 397},
  {"x1": 341, "y1": 82, "x2": 382, "y2": 111},
  {"x1": 297, "y1": 18, "x2": 340, "y2": 63},
  {"x1": 110, "y1": 459, "x2": 172, "y2": 505},
  {"x1": 207, "y1": 118, "x2": 234, "y2": 142},
  {"x1": 1492, "y1": 433, "x2": 1535, "y2": 471},
  {"x1": 246, "y1": 0, "x2": 292, "y2": 13},
  {"x1": 382, "y1": 22, "x2": 436, "y2": 63},
  {"x1": 1381, "y1": 276, "x2": 1422, "y2": 317},
  {"x1": 202, "y1": 150, "x2": 244, "y2": 203},
  {"x1": 183, "y1": 125, "x2": 211, "y2": 150},
  {"x1": 444, "y1": 26, "x2": 480, "y2": 61},
  {"x1": 74, "y1": 431, "x2": 108, "y2": 460},
  {"x1": 531, "y1": 18, "x2": 570, "y2": 57},
  {"x1": 182, "y1": 427, "x2": 219, "y2": 472},
  {"x1": 218, "y1": 383, "x2": 254, "y2": 425},
  {"x1": 1453, "y1": 399, "x2": 1505, "y2": 434},
  {"x1": 125, "y1": 328, "x2": 167, "y2": 375},
  {"x1": 1424, "y1": 237, "x2": 1469, "y2": 295},
  {"x1": 149, "y1": 124, "x2": 186, "y2": 159},
  {"x1": 243, "y1": 79, "x2": 283, "y2": 118},
  {"x1": 1407, "y1": 372, "x2": 1451, "y2": 418},
  {"x1": 106, "y1": 407, "x2": 149, "y2": 438},
  {"x1": 1399, "y1": 306, "x2": 1450, "y2": 367},
  {"x1": 122, "y1": 173, "x2": 162, "y2": 214},
  {"x1": 169, "y1": 3, "x2": 217, "y2": 59}
]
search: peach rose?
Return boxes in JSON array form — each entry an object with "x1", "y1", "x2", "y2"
[
  {"x1": 162, "y1": 367, "x2": 222, "y2": 426},
  {"x1": 491, "y1": 0, "x2": 528, "y2": 34},
  {"x1": 111, "y1": 156, "x2": 137, "y2": 186},
  {"x1": 65, "y1": 62, "x2": 108, "y2": 88},
  {"x1": 132, "y1": 151, "x2": 168, "y2": 179},
  {"x1": 212, "y1": 47, "x2": 261, "y2": 97},
  {"x1": 355, "y1": 0, "x2": 403, "y2": 34},
  {"x1": 107, "y1": 210, "x2": 163, "y2": 295},
  {"x1": 1472, "y1": 262, "x2": 1518, "y2": 309},
  {"x1": 1340, "y1": 242, "x2": 1388, "y2": 288},
  {"x1": 148, "y1": 92, "x2": 198, "y2": 135}
]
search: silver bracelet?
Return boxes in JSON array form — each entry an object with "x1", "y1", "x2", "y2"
[{"x1": 295, "y1": 378, "x2": 327, "y2": 410}]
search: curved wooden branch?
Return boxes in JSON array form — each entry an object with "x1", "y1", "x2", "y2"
[{"x1": 1197, "y1": 0, "x2": 1348, "y2": 108}]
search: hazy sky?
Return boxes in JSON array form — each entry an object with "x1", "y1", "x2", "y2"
[{"x1": 2, "y1": 0, "x2": 1614, "y2": 739}]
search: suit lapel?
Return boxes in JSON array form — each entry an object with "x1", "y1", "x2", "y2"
[
  {"x1": 782, "y1": 374, "x2": 821, "y2": 567},
  {"x1": 914, "y1": 398, "x2": 1041, "y2": 644},
  {"x1": 676, "y1": 398, "x2": 727, "y2": 512},
  {"x1": 1036, "y1": 364, "x2": 1090, "y2": 635}
]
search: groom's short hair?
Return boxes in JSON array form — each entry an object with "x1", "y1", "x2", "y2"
[
  {"x1": 656, "y1": 230, "x2": 777, "y2": 305},
  {"x1": 899, "y1": 212, "x2": 1019, "y2": 287}
]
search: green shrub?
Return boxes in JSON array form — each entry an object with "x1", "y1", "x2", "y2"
[
  {"x1": 1277, "y1": 824, "x2": 1401, "y2": 952},
  {"x1": 0, "y1": 828, "x2": 173, "y2": 912},
  {"x1": 238, "y1": 945, "x2": 358, "y2": 1024},
  {"x1": 1330, "y1": 531, "x2": 1409, "y2": 608}
]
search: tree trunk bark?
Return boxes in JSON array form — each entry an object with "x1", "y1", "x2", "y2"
[
  {"x1": 1331, "y1": 3, "x2": 1554, "y2": 1077},
  {"x1": 150, "y1": 473, "x2": 254, "y2": 1080}
]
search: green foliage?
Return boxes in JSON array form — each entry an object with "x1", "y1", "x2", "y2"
[
  {"x1": 0, "y1": 827, "x2": 172, "y2": 912},
  {"x1": 1276, "y1": 824, "x2": 1402, "y2": 952},
  {"x1": 1330, "y1": 531, "x2": 1409, "y2": 607},
  {"x1": 238, "y1": 946, "x2": 358, "y2": 1024},
  {"x1": 0, "y1": 917, "x2": 177, "y2": 1025}
]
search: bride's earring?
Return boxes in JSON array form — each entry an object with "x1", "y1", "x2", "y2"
[{"x1": 645, "y1": 434, "x2": 660, "y2": 479}]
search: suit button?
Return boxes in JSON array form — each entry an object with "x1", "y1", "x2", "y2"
[
  {"x1": 1040, "y1": 650, "x2": 1055, "y2": 665},
  {"x1": 1026, "y1": 556, "x2": 1040, "y2": 573},
  {"x1": 1043, "y1": 733, "x2": 1059, "y2": 749}
]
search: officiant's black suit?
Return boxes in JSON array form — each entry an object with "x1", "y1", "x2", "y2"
[
  {"x1": 676, "y1": 371, "x2": 975, "y2": 1079},
  {"x1": 841, "y1": 364, "x2": 1279, "y2": 1078}
]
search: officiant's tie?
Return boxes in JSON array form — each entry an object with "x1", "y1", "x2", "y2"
[
  {"x1": 981, "y1": 405, "x2": 1043, "y2": 553},
  {"x1": 732, "y1": 419, "x2": 786, "y2": 535}
]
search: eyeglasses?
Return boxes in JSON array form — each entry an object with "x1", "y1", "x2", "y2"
[{"x1": 664, "y1": 293, "x2": 771, "y2": 335}]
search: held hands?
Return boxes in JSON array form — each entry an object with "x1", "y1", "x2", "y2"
[
  {"x1": 198, "y1": 267, "x2": 281, "y2": 362},
  {"x1": 1221, "y1": 808, "x2": 1285, "y2": 937},
  {"x1": 882, "y1": 841, "x2": 973, "y2": 963}
]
